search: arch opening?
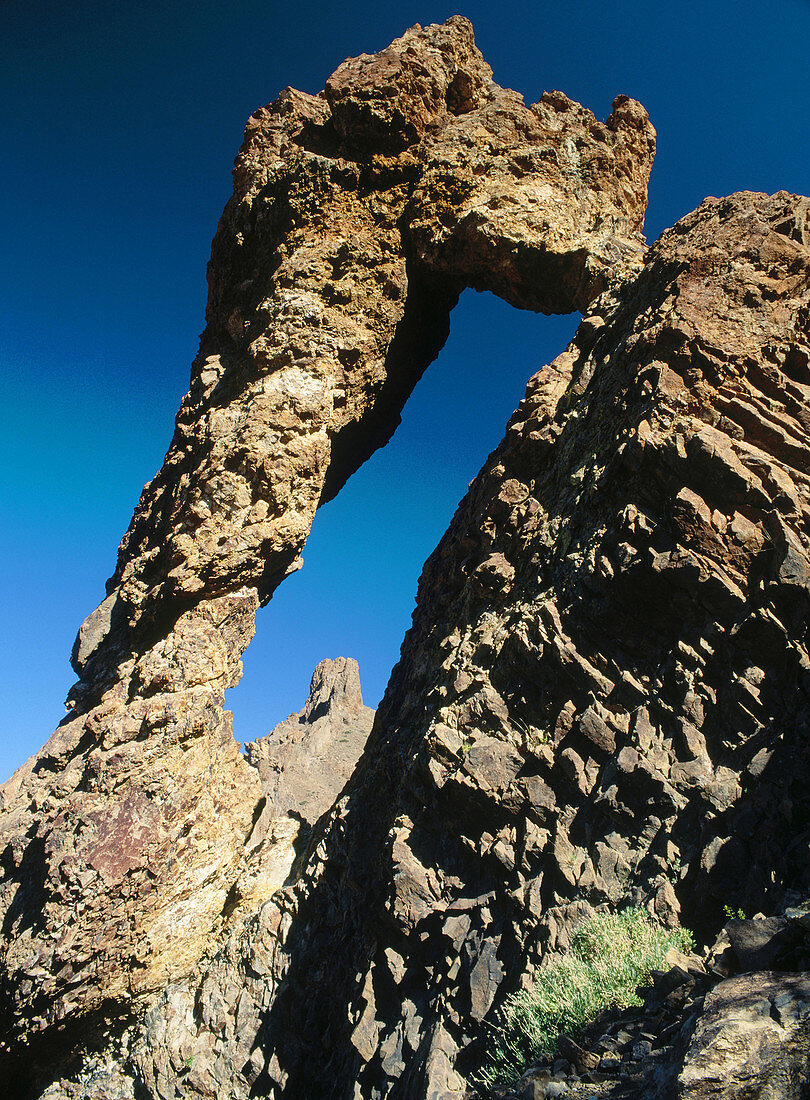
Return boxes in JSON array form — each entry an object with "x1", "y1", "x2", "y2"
[{"x1": 225, "y1": 290, "x2": 580, "y2": 745}]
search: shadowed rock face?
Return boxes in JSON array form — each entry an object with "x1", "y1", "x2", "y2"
[
  {"x1": 0, "y1": 17, "x2": 656, "y2": 1093},
  {"x1": 124, "y1": 192, "x2": 810, "y2": 1100}
]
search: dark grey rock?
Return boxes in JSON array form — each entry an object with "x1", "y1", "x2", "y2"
[{"x1": 725, "y1": 917, "x2": 792, "y2": 972}]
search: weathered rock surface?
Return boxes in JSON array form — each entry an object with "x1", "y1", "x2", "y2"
[
  {"x1": 5, "y1": 14, "x2": 810, "y2": 1100},
  {"x1": 0, "y1": 588, "x2": 264, "y2": 1092},
  {"x1": 198, "y1": 189, "x2": 808, "y2": 1099},
  {"x1": 78, "y1": 14, "x2": 653, "y2": 674},
  {"x1": 52, "y1": 191, "x2": 810, "y2": 1100},
  {"x1": 679, "y1": 972, "x2": 810, "y2": 1099},
  {"x1": 0, "y1": 17, "x2": 656, "y2": 1095}
]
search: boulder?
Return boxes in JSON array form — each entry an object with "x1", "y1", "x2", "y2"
[{"x1": 679, "y1": 972, "x2": 810, "y2": 1099}]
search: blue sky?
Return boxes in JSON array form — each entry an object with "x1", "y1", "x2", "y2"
[{"x1": 2, "y1": 0, "x2": 809, "y2": 781}]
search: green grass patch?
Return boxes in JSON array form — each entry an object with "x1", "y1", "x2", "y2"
[{"x1": 474, "y1": 907, "x2": 694, "y2": 1090}]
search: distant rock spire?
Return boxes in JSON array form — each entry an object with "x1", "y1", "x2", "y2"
[{"x1": 245, "y1": 657, "x2": 375, "y2": 824}]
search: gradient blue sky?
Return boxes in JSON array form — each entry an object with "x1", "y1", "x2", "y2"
[{"x1": 2, "y1": 0, "x2": 809, "y2": 781}]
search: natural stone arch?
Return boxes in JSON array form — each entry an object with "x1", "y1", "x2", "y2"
[
  {"x1": 72, "y1": 17, "x2": 653, "y2": 686},
  {"x1": 0, "y1": 17, "x2": 654, "y2": 1083}
]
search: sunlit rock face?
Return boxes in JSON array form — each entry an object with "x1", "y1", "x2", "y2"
[
  {"x1": 85, "y1": 15, "x2": 653, "y2": 668},
  {"x1": 73, "y1": 189, "x2": 810, "y2": 1100},
  {"x1": 5, "y1": 14, "x2": 810, "y2": 1100},
  {"x1": 0, "y1": 16, "x2": 657, "y2": 1094}
]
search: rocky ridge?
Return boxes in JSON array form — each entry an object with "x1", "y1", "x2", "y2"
[
  {"x1": 0, "y1": 18, "x2": 655, "y2": 1092},
  {"x1": 2, "y1": 14, "x2": 810, "y2": 1100}
]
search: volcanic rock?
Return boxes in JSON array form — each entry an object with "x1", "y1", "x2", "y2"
[
  {"x1": 4, "y1": 13, "x2": 810, "y2": 1100},
  {"x1": 245, "y1": 656, "x2": 375, "y2": 824},
  {"x1": 725, "y1": 917, "x2": 794, "y2": 972},
  {"x1": 678, "y1": 972, "x2": 810, "y2": 1099},
  {"x1": 237, "y1": 191, "x2": 810, "y2": 1097},
  {"x1": 0, "y1": 18, "x2": 656, "y2": 1089},
  {"x1": 109, "y1": 193, "x2": 810, "y2": 1100},
  {"x1": 506, "y1": 924, "x2": 810, "y2": 1100}
]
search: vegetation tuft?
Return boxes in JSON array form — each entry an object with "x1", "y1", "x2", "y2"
[{"x1": 474, "y1": 907, "x2": 694, "y2": 1090}]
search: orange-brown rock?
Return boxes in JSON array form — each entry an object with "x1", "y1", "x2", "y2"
[
  {"x1": 6, "y1": 16, "x2": 810, "y2": 1100},
  {"x1": 87, "y1": 16, "x2": 652, "y2": 670},
  {"x1": 0, "y1": 17, "x2": 656, "y2": 1094},
  {"x1": 120, "y1": 191, "x2": 810, "y2": 1100}
]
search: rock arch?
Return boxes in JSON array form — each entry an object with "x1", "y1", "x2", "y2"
[{"x1": 0, "y1": 16, "x2": 656, "y2": 1088}]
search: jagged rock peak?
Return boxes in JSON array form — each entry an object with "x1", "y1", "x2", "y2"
[
  {"x1": 321, "y1": 16, "x2": 495, "y2": 154},
  {"x1": 245, "y1": 657, "x2": 375, "y2": 824},
  {"x1": 128, "y1": 189, "x2": 810, "y2": 1100},
  {"x1": 5, "y1": 15, "x2": 810, "y2": 1100},
  {"x1": 301, "y1": 656, "x2": 365, "y2": 722}
]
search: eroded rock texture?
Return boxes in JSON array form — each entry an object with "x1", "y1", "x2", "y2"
[
  {"x1": 0, "y1": 17, "x2": 656, "y2": 1096},
  {"x1": 121, "y1": 191, "x2": 810, "y2": 1100},
  {"x1": 241, "y1": 656, "x2": 375, "y2": 885},
  {"x1": 198, "y1": 190, "x2": 809, "y2": 1100},
  {"x1": 679, "y1": 972, "x2": 810, "y2": 1100},
  {"x1": 6, "y1": 13, "x2": 810, "y2": 1100},
  {"x1": 57, "y1": 192, "x2": 810, "y2": 1100}
]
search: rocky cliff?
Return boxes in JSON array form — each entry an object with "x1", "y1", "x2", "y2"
[{"x1": 2, "y1": 15, "x2": 810, "y2": 1100}]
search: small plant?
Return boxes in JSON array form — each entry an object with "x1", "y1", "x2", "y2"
[
  {"x1": 512, "y1": 716, "x2": 551, "y2": 754},
  {"x1": 723, "y1": 905, "x2": 746, "y2": 921},
  {"x1": 474, "y1": 907, "x2": 694, "y2": 1090}
]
